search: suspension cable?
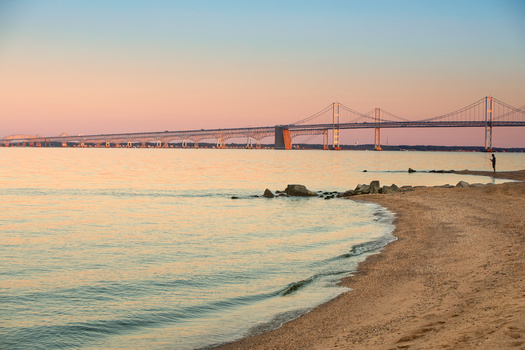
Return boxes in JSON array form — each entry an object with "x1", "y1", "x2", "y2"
[
  {"x1": 291, "y1": 104, "x2": 333, "y2": 125},
  {"x1": 421, "y1": 97, "x2": 486, "y2": 122}
]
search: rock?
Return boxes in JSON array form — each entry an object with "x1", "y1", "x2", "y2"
[
  {"x1": 231, "y1": 196, "x2": 239, "y2": 199},
  {"x1": 381, "y1": 184, "x2": 400, "y2": 194},
  {"x1": 363, "y1": 170, "x2": 367, "y2": 172},
  {"x1": 430, "y1": 169, "x2": 455, "y2": 174},
  {"x1": 429, "y1": 169, "x2": 455, "y2": 173},
  {"x1": 284, "y1": 184, "x2": 318, "y2": 197},
  {"x1": 456, "y1": 181, "x2": 470, "y2": 188},
  {"x1": 262, "y1": 189, "x2": 275, "y2": 198},
  {"x1": 408, "y1": 168, "x2": 416, "y2": 173},
  {"x1": 380, "y1": 186, "x2": 390, "y2": 194},
  {"x1": 471, "y1": 183, "x2": 485, "y2": 187},
  {"x1": 342, "y1": 190, "x2": 356, "y2": 197},
  {"x1": 369, "y1": 180, "x2": 381, "y2": 194},
  {"x1": 354, "y1": 184, "x2": 370, "y2": 195}
]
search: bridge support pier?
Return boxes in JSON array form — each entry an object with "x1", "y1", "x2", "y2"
[{"x1": 274, "y1": 126, "x2": 292, "y2": 150}]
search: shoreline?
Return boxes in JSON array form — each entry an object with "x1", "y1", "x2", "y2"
[{"x1": 215, "y1": 170, "x2": 525, "y2": 349}]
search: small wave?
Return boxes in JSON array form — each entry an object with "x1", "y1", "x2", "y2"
[
  {"x1": 0, "y1": 188, "x2": 238, "y2": 199},
  {"x1": 278, "y1": 269, "x2": 349, "y2": 297},
  {"x1": 329, "y1": 235, "x2": 397, "y2": 262},
  {"x1": 244, "y1": 307, "x2": 311, "y2": 339},
  {"x1": 279, "y1": 276, "x2": 316, "y2": 296}
]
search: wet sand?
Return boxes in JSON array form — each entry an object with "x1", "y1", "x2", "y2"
[
  {"x1": 216, "y1": 170, "x2": 525, "y2": 349},
  {"x1": 455, "y1": 169, "x2": 525, "y2": 182}
]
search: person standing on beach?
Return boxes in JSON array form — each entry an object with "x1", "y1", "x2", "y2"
[{"x1": 491, "y1": 154, "x2": 496, "y2": 173}]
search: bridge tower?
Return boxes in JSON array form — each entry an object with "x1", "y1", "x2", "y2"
[
  {"x1": 375, "y1": 108, "x2": 382, "y2": 151},
  {"x1": 333, "y1": 102, "x2": 341, "y2": 150},
  {"x1": 485, "y1": 96, "x2": 493, "y2": 151}
]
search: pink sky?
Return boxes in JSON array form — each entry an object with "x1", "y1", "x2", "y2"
[{"x1": 1, "y1": 1, "x2": 524, "y2": 147}]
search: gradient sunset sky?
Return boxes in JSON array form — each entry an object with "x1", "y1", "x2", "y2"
[{"x1": 1, "y1": 0, "x2": 524, "y2": 146}]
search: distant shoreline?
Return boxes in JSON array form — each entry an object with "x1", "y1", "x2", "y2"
[
  {"x1": 2, "y1": 142, "x2": 525, "y2": 152},
  {"x1": 215, "y1": 170, "x2": 525, "y2": 349}
]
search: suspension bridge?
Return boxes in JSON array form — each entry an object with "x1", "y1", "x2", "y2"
[{"x1": 2, "y1": 97, "x2": 524, "y2": 151}]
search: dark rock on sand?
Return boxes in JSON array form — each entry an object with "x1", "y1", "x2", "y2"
[
  {"x1": 342, "y1": 190, "x2": 356, "y2": 197},
  {"x1": 381, "y1": 184, "x2": 400, "y2": 194},
  {"x1": 370, "y1": 180, "x2": 381, "y2": 194},
  {"x1": 354, "y1": 184, "x2": 371, "y2": 195}
]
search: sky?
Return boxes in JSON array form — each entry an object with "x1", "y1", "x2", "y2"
[{"x1": 1, "y1": 0, "x2": 524, "y2": 147}]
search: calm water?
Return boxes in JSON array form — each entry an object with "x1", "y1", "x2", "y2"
[{"x1": 1, "y1": 149, "x2": 523, "y2": 349}]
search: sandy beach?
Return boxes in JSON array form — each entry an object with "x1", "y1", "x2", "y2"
[{"x1": 216, "y1": 170, "x2": 525, "y2": 349}]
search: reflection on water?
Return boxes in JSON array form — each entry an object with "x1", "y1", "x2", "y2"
[{"x1": 1, "y1": 149, "x2": 523, "y2": 349}]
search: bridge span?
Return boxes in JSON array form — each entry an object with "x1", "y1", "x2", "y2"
[{"x1": 3, "y1": 97, "x2": 524, "y2": 151}]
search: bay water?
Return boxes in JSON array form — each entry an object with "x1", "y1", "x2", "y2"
[{"x1": 1, "y1": 148, "x2": 523, "y2": 349}]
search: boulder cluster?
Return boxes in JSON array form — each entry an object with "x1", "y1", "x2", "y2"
[
  {"x1": 340, "y1": 181, "x2": 408, "y2": 196},
  {"x1": 408, "y1": 168, "x2": 455, "y2": 174},
  {"x1": 260, "y1": 179, "x2": 488, "y2": 199},
  {"x1": 262, "y1": 181, "x2": 408, "y2": 199},
  {"x1": 263, "y1": 184, "x2": 318, "y2": 198}
]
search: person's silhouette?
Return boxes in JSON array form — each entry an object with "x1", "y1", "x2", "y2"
[{"x1": 491, "y1": 154, "x2": 496, "y2": 173}]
